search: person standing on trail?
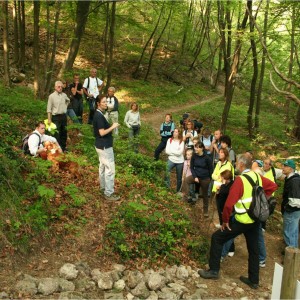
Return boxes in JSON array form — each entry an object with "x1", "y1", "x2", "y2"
[
  {"x1": 199, "y1": 153, "x2": 277, "y2": 290},
  {"x1": 281, "y1": 159, "x2": 300, "y2": 249},
  {"x1": 211, "y1": 129, "x2": 223, "y2": 168},
  {"x1": 183, "y1": 119, "x2": 198, "y2": 149},
  {"x1": 93, "y1": 95, "x2": 120, "y2": 201},
  {"x1": 83, "y1": 68, "x2": 104, "y2": 124},
  {"x1": 154, "y1": 114, "x2": 175, "y2": 161}
]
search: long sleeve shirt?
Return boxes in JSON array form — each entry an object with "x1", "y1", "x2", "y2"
[
  {"x1": 222, "y1": 170, "x2": 278, "y2": 223},
  {"x1": 165, "y1": 138, "x2": 184, "y2": 164},
  {"x1": 28, "y1": 130, "x2": 58, "y2": 156},
  {"x1": 190, "y1": 153, "x2": 212, "y2": 180},
  {"x1": 124, "y1": 110, "x2": 141, "y2": 128}
]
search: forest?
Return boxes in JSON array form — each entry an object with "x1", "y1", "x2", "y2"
[{"x1": 0, "y1": 0, "x2": 300, "y2": 298}]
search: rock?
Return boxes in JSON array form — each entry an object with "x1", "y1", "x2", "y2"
[
  {"x1": 113, "y1": 279, "x2": 126, "y2": 291},
  {"x1": 59, "y1": 263, "x2": 79, "y2": 280},
  {"x1": 235, "y1": 287, "x2": 244, "y2": 293},
  {"x1": 38, "y1": 277, "x2": 59, "y2": 296},
  {"x1": 97, "y1": 272, "x2": 114, "y2": 290},
  {"x1": 23, "y1": 274, "x2": 39, "y2": 284},
  {"x1": 186, "y1": 266, "x2": 193, "y2": 276},
  {"x1": 15, "y1": 280, "x2": 37, "y2": 296},
  {"x1": 147, "y1": 272, "x2": 167, "y2": 291},
  {"x1": 0, "y1": 292, "x2": 9, "y2": 299},
  {"x1": 58, "y1": 278, "x2": 75, "y2": 292},
  {"x1": 131, "y1": 281, "x2": 150, "y2": 299},
  {"x1": 126, "y1": 293, "x2": 134, "y2": 300},
  {"x1": 190, "y1": 270, "x2": 200, "y2": 279},
  {"x1": 157, "y1": 287, "x2": 178, "y2": 300},
  {"x1": 144, "y1": 269, "x2": 155, "y2": 281},
  {"x1": 165, "y1": 265, "x2": 178, "y2": 281},
  {"x1": 113, "y1": 264, "x2": 126, "y2": 273},
  {"x1": 231, "y1": 282, "x2": 237, "y2": 287},
  {"x1": 196, "y1": 283, "x2": 207, "y2": 289},
  {"x1": 126, "y1": 270, "x2": 144, "y2": 289},
  {"x1": 176, "y1": 265, "x2": 189, "y2": 280},
  {"x1": 91, "y1": 269, "x2": 102, "y2": 281},
  {"x1": 167, "y1": 282, "x2": 189, "y2": 298},
  {"x1": 109, "y1": 270, "x2": 121, "y2": 282},
  {"x1": 59, "y1": 291, "x2": 86, "y2": 299},
  {"x1": 104, "y1": 292, "x2": 124, "y2": 299},
  {"x1": 221, "y1": 283, "x2": 233, "y2": 290},
  {"x1": 146, "y1": 290, "x2": 158, "y2": 300},
  {"x1": 240, "y1": 297, "x2": 249, "y2": 300},
  {"x1": 186, "y1": 289, "x2": 203, "y2": 300},
  {"x1": 75, "y1": 261, "x2": 91, "y2": 276},
  {"x1": 75, "y1": 278, "x2": 96, "y2": 292}
]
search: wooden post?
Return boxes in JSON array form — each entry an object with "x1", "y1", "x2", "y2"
[{"x1": 280, "y1": 247, "x2": 300, "y2": 299}]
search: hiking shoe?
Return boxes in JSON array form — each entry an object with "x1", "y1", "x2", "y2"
[
  {"x1": 259, "y1": 260, "x2": 266, "y2": 268},
  {"x1": 228, "y1": 252, "x2": 235, "y2": 257},
  {"x1": 239, "y1": 276, "x2": 258, "y2": 289},
  {"x1": 105, "y1": 194, "x2": 120, "y2": 201},
  {"x1": 198, "y1": 269, "x2": 219, "y2": 279}
]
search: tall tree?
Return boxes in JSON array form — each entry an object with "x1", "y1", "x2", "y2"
[
  {"x1": 2, "y1": 1, "x2": 11, "y2": 87},
  {"x1": 18, "y1": 0, "x2": 26, "y2": 71},
  {"x1": 13, "y1": 1, "x2": 19, "y2": 66},
  {"x1": 33, "y1": 0, "x2": 40, "y2": 98},
  {"x1": 58, "y1": 1, "x2": 91, "y2": 78}
]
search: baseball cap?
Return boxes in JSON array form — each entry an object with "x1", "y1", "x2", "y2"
[{"x1": 283, "y1": 159, "x2": 296, "y2": 170}]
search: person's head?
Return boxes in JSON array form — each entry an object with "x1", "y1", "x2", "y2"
[
  {"x1": 131, "y1": 102, "x2": 138, "y2": 111},
  {"x1": 55, "y1": 81, "x2": 64, "y2": 93},
  {"x1": 220, "y1": 135, "x2": 232, "y2": 148},
  {"x1": 214, "y1": 129, "x2": 222, "y2": 141},
  {"x1": 192, "y1": 136, "x2": 199, "y2": 146},
  {"x1": 282, "y1": 159, "x2": 296, "y2": 176},
  {"x1": 219, "y1": 148, "x2": 229, "y2": 162},
  {"x1": 186, "y1": 119, "x2": 194, "y2": 130},
  {"x1": 73, "y1": 73, "x2": 80, "y2": 83},
  {"x1": 90, "y1": 68, "x2": 97, "y2": 78},
  {"x1": 202, "y1": 127, "x2": 211, "y2": 138},
  {"x1": 35, "y1": 121, "x2": 46, "y2": 135},
  {"x1": 182, "y1": 113, "x2": 189, "y2": 120},
  {"x1": 263, "y1": 158, "x2": 273, "y2": 172},
  {"x1": 220, "y1": 169, "x2": 233, "y2": 183},
  {"x1": 185, "y1": 148, "x2": 193, "y2": 161},
  {"x1": 165, "y1": 113, "x2": 172, "y2": 123},
  {"x1": 95, "y1": 95, "x2": 107, "y2": 111},
  {"x1": 235, "y1": 153, "x2": 252, "y2": 173},
  {"x1": 245, "y1": 150, "x2": 254, "y2": 160},
  {"x1": 108, "y1": 87, "x2": 115, "y2": 97},
  {"x1": 173, "y1": 128, "x2": 183, "y2": 141},
  {"x1": 194, "y1": 141, "x2": 205, "y2": 155}
]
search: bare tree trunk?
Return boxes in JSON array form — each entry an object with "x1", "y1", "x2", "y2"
[
  {"x1": 293, "y1": 105, "x2": 300, "y2": 140},
  {"x1": 18, "y1": 0, "x2": 26, "y2": 71},
  {"x1": 181, "y1": 0, "x2": 193, "y2": 56},
  {"x1": 58, "y1": 1, "x2": 91, "y2": 78},
  {"x1": 33, "y1": 0, "x2": 40, "y2": 98},
  {"x1": 103, "y1": 2, "x2": 110, "y2": 67},
  {"x1": 13, "y1": 1, "x2": 19, "y2": 66},
  {"x1": 255, "y1": 0, "x2": 270, "y2": 129},
  {"x1": 144, "y1": 5, "x2": 173, "y2": 81},
  {"x1": 2, "y1": 1, "x2": 11, "y2": 87},
  {"x1": 221, "y1": 1, "x2": 250, "y2": 132},
  {"x1": 132, "y1": 3, "x2": 165, "y2": 78},
  {"x1": 106, "y1": 1, "x2": 116, "y2": 91},
  {"x1": 247, "y1": 1, "x2": 257, "y2": 137},
  {"x1": 43, "y1": 2, "x2": 50, "y2": 91}
]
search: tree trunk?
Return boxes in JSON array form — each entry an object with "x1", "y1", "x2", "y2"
[
  {"x1": 33, "y1": 0, "x2": 40, "y2": 98},
  {"x1": 255, "y1": 0, "x2": 270, "y2": 129},
  {"x1": 18, "y1": 0, "x2": 26, "y2": 71},
  {"x1": 132, "y1": 3, "x2": 165, "y2": 78},
  {"x1": 2, "y1": 1, "x2": 11, "y2": 87},
  {"x1": 293, "y1": 105, "x2": 300, "y2": 141},
  {"x1": 181, "y1": 0, "x2": 193, "y2": 56},
  {"x1": 58, "y1": 1, "x2": 91, "y2": 78},
  {"x1": 221, "y1": 1, "x2": 250, "y2": 132},
  {"x1": 13, "y1": 1, "x2": 19, "y2": 66},
  {"x1": 106, "y1": 1, "x2": 116, "y2": 91},
  {"x1": 144, "y1": 5, "x2": 173, "y2": 81},
  {"x1": 103, "y1": 2, "x2": 110, "y2": 67},
  {"x1": 247, "y1": 1, "x2": 257, "y2": 138}
]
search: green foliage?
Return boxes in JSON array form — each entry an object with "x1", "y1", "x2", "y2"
[
  {"x1": 187, "y1": 236, "x2": 210, "y2": 265},
  {"x1": 64, "y1": 184, "x2": 86, "y2": 207}
]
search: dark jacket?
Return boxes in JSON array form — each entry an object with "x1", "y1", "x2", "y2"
[
  {"x1": 190, "y1": 153, "x2": 212, "y2": 180},
  {"x1": 281, "y1": 173, "x2": 300, "y2": 214}
]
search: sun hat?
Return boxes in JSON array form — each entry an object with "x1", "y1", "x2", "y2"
[{"x1": 283, "y1": 159, "x2": 296, "y2": 170}]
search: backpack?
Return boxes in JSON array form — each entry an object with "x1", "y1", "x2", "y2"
[
  {"x1": 241, "y1": 173, "x2": 270, "y2": 222},
  {"x1": 86, "y1": 77, "x2": 99, "y2": 91},
  {"x1": 21, "y1": 132, "x2": 41, "y2": 155},
  {"x1": 201, "y1": 135, "x2": 214, "y2": 143}
]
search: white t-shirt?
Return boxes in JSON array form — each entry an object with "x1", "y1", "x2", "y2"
[
  {"x1": 83, "y1": 77, "x2": 103, "y2": 98},
  {"x1": 183, "y1": 130, "x2": 198, "y2": 148}
]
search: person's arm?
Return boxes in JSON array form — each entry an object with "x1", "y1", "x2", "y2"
[
  {"x1": 47, "y1": 95, "x2": 53, "y2": 124},
  {"x1": 97, "y1": 78, "x2": 104, "y2": 91},
  {"x1": 28, "y1": 134, "x2": 42, "y2": 156},
  {"x1": 165, "y1": 139, "x2": 171, "y2": 155},
  {"x1": 124, "y1": 111, "x2": 131, "y2": 128},
  {"x1": 261, "y1": 175, "x2": 278, "y2": 197},
  {"x1": 138, "y1": 112, "x2": 141, "y2": 126},
  {"x1": 160, "y1": 123, "x2": 164, "y2": 136},
  {"x1": 99, "y1": 123, "x2": 119, "y2": 137}
]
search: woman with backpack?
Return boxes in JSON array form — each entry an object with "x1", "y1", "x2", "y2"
[{"x1": 183, "y1": 119, "x2": 198, "y2": 149}]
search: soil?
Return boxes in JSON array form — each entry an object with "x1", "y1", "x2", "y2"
[{"x1": 0, "y1": 94, "x2": 286, "y2": 299}]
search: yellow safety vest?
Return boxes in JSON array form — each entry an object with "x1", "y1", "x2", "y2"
[
  {"x1": 264, "y1": 169, "x2": 275, "y2": 196},
  {"x1": 234, "y1": 171, "x2": 262, "y2": 224}
]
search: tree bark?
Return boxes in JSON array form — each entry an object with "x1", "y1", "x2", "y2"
[
  {"x1": 58, "y1": 1, "x2": 91, "y2": 78},
  {"x1": 18, "y1": 0, "x2": 26, "y2": 71},
  {"x1": 103, "y1": 2, "x2": 110, "y2": 67},
  {"x1": 181, "y1": 0, "x2": 193, "y2": 56},
  {"x1": 2, "y1": 1, "x2": 11, "y2": 87},
  {"x1": 13, "y1": 1, "x2": 19, "y2": 66},
  {"x1": 33, "y1": 0, "x2": 40, "y2": 98},
  {"x1": 294, "y1": 105, "x2": 300, "y2": 140}
]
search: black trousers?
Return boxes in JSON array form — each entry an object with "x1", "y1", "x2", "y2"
[
  {"x1": 52, "y1": 114, "x2": 67, "y2": 151},
  {"x1": 209, "y1": 218, "x2": 260, "y2": 284},
  {"x1": 154, "y1": 137, "x2": 168, "y2": 160}
]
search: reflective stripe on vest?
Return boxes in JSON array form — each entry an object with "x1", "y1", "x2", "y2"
[{"x1": 234, "y1": 171, "x2": 262, "y2": 224}]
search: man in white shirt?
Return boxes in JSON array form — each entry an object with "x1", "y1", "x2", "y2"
[
  {"x1": 83, "y1": 68, "x2": 104, "y2": 124},
  {"x1": 28, "y1": 121, "x2": 62, "y2": 157}
]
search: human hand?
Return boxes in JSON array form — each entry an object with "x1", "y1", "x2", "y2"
[
  {"x1": 221, "y1": 223, "x2": 231, "y2": 231},
  {"x1": 194, "y1": 177, "x2": 199, "y2": 183},
  {"x1": 112, "y1": 123, "x2": 120, "y2": 129}
]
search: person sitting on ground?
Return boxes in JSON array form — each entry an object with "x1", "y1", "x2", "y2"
[
  {"x1": 183, "y1": 119, "x2": 198, "y2": 150},
  {"x1": 165, "y1": 128, "x2": 185, "y2": 193},
  {"x1": 182, "y1": 142, "x2": 212, "y2": 217},
  {"x1": 124, "y1": 102, "x2": 141, "y2": 153},
  {"x1": 154, "y1": 113, "x2": 175, "y2": 161},
  {"x1": 28, "y1": 121, "x2": 62, "y2": 158},
  {"x1": 219, "y1": 135, "x2": 236, "y2": 167},
  {"x1": 105, "y1": 87, "x2": 119, "y2": 135},
  {"x1": 182, "y1": 148, "x2": 196, "y2": 202}
]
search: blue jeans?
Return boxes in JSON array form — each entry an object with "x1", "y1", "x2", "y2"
[
  {"x1": 258, "y1": 223, "x2": 266, "y2": 262},
  {"x1": 283, "y1": 210, "x2": 300, "y2": 247},
  {"x1": 95, "y1": 147, "x2": 116, "y2": 197},
  {"x1": 222, "y1": 239, "x2": 234, "y2": 257},
  {"x1": 67, "y1": 108, "x2": 80, "y2": 124},
  {"x1": 165, "y1": 160, "x2": 183, "y2": 192}
]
